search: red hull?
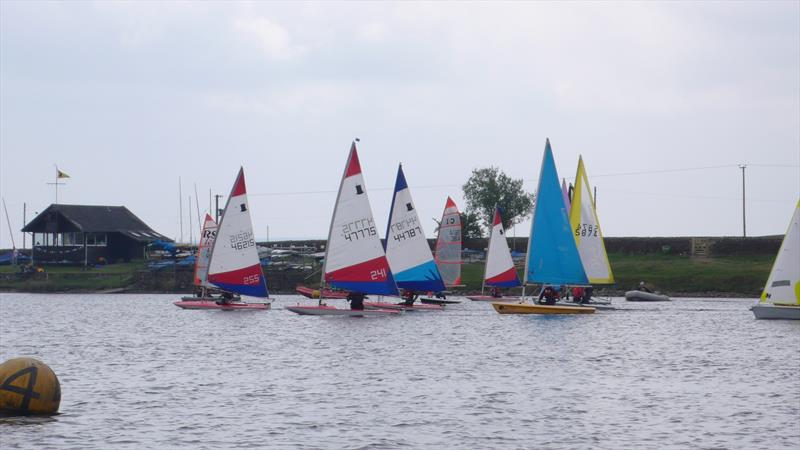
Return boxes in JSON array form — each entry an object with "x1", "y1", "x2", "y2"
[
  {"x1": 174, "y1": 300, "x2": 271, "y2": 310},
  {"x1": 295, "y1": 285, "x2": 350, "y2": 299}
]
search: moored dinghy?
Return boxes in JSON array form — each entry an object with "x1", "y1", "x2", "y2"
[
  {"x1": 285, "y1": 141, "x2": 400, "y2": 317},
  {"x1": 175, "y1": 168, "x2": 270, "y2": 310},
  {"x1": 492, "y1": 139, "x2": 595, "y2": 315},
  {"x1": 751, "y1": 199, "x2": 800, "y2": 320},
  {"x1": 365, "y1": 164, "x2": 445, "y2": 312}
]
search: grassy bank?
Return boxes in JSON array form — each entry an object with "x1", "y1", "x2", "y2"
[{"x1": 0, "y1": 253, "x2": 774, "y2": 297}]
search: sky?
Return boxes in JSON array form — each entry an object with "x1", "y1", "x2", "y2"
[{"x1": 1, "y1": 1, "x2": 798, "y2": 247}]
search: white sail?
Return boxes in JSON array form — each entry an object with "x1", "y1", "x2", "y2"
[
  {"x1": 193, "y1": 213, "x2": 218, "y2": 288},
  {"x1": 484, "y1": 207, "x2": 520, "y2": 287},
  {"x1": 569, "y1": 156, "x2": 614, "y2": 284},
  {"x1": 434, "y1": 197, "x2": 462, "y2": 287},
  {"x1": 760, "y1": 200, "x2": 800, "y2": 306}
]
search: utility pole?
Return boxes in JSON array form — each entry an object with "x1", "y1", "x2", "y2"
[
  {"x1": 214, "y1": 194, "x2": 223, "y2": 223},
  {"x1": 739, "y1": 164, "x2": 747, "y2": 238}
]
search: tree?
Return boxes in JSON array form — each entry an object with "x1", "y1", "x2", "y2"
[
  {"x1": 462, "y1": 166, "x2": 534, "y2": 232},
  {"x1": 460, "y1": 211, "x2": 484, "y2": 240}
]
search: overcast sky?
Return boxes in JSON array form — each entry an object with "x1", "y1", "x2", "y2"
[{"x1": 1, "y1": 1, "x2": 798, "y2": 247}]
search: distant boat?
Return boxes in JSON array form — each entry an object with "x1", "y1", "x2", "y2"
[
  {"x1": 286, "y1": 142, "x2": 401, "y2": 317},
  {"x1": 176, "y1": 214, "x2": 240, "y2": 303},
  {"x1": 751, "y1": 199, "x2": 800, "y2": 320},
  {"x1": 625, "y1": 290, "x2": 670, "y2": 302},
  {"x1": 365, "y1": 164, "x2": 445, "y2": 312},
  {"x1": 492, "y1": 139, "x2": 595, "y2": 315},
  {"x1": 422, "y1": 197, "x2": 464, "y2": 305},
  {"x1": 175, "y1": 168, "x2": 270, "y2": 310},
  {"x1": 466, "y1": 206, "x2": 522, "y2": 302}
]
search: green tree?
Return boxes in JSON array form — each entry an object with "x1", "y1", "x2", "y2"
[
  {"x1": 462, "y1": 166, "x2": 534, "y2": 232},
  {"x1": 460, "y1": 211, "x2": 484, "y2": 240}
]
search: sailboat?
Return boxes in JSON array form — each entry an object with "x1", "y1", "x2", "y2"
[
  {"x1": 751, "y1": 199, "x2": 800, "y2": 319},
  {"x1": 421, "y1": 197, "x2": 464, "y2": 305},
  {"x1": 176, "y1": 214, "x2": 240, "y2": 303},
  {"x1": 566, "y1": 156, "x2": 615, "y2": 309},
  {"x1": 466, "y1": 206, "x2": 523, "y2": 302},
  {"x1": 285, "y1": 142, "x2": 401, "y2": 316},
  {"x1": 364, "y1": 164, "x2": 445, "y2": 311},
  {"x1": 492, "y1": 139, "x2": 595, "y2": 314},
  {"x1": 175, "y1": 168, "x2": 270, "y2": 310}
]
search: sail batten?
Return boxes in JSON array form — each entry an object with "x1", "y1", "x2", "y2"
[
  {"x1": 385, "y1": 165, "x2": 446, "y2": 293},
  {"x1": 434, "y1": 197, "x2": 462, "y2": 287},
  {"x1": 760, "y1": 199, "x2": 800, "y2": 306},
  {"x1": 207, "y1": 168, "x2": 269, "y2": 298},
  {"x1": 569, "y1": 156, "x2": 614, "y2": 284},
  {"x1": 524, "y1": 139, "x2": 589, "y2": 286},
  {"x1": 323, "y1": 142, "x2": 398, "y2": 296}
]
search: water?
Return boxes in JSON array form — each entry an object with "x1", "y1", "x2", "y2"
[{"x1": 1, "y1": 294, "x2": 799, "y2": 449}]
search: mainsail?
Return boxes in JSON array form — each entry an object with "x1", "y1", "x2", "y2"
[
  {"x1": 523, "y1": 139, "x2": 589, "y2": 286},
  {"x1": 323, "y1": 142, "x2": 398, "y2": 295},
  {"x1": 434, "y1": 197, "x2": 462, "y2": 287},
  {"x1": 484, "y1": 206, "x2": 521, "y2": 287},
  {"x1": 207, "y1": 168, "x2": 269, "y2": 297},
  {"x1": 569, "y1": 156, "x2": 614, "y2": 284},
  {"x1": 384, "y1": 165, "x2": 446, "y2": 292},
  {"x1": 193, "y1": 213, "x2": 218, "y2": 288},
  {"x1": 759, "y1": 200, "x2": 800, "y2": 306}
]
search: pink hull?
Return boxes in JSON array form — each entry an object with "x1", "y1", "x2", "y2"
[
  {"x1": 466, "y1": 295, "x2": 522, "y2": 302},
  {"x1": 364, "y1": 301, "x2": 444, "y2": 311},
  {"x1": 174, "y1": 300, "x2": 271, "y2": 310},
  {"x1": 295, "y1": 286, "x2": 350, "y2": 299}
]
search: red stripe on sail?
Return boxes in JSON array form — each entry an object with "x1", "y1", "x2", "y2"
[
  {"x1": 345, "y1": 144, "x2": 362, "y2": 177},
  {"x1": 326, "y1": 256, "x2": 391, "y2": 283},
  {"x1": 486, "y1": 267, "x2": 518, "y2": 284},
  {"x1": 208, "y1": 264, "x2": 263, "y2": 286},
  {"x1": 493, "y1": 208, "x2": 503, "y2": 226},
  {"x1": 231, "y1": 168, "x2": 247, "y2": 196}
]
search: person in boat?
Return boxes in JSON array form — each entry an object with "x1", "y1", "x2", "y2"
[
  {"x1": 401, "y1": 289, "x2": 418, "y2": 306},
  {"x1": 217, "y1": 291, "x2": 235, "y2": 305},
  {"x1": 490, "y1": 287, "x2": 501, "y2": 298},
  {"x1": 584, "y1": 286, "x2": 594, "y2": 303},
  {"x1": 347, "y1": 291, "x2": 365, "y2": 310},
  {"x1": 638, "y1": 281, "x2": 653, "y2": 293},
  {"x1": 538, "y1": 285, "x2": 559, "y2": 305},
  {"x1": 434, "y1": 291, "x2": 447, "y2": 299},
  {"x1": 571, "y1": 286, "x2": 585, "y2": 304}
]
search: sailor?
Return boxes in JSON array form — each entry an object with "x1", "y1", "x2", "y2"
[
  {"x1": 584, "y1": 286, "x2": 594, "y2": 303},
  {"x1": 490, "y1": 287, "x2": 501, "y2": 298},
  {"x1": 638, "y1": 281, "x2": 653, "y2": 293},
  {"x1": 347, "y1": 291, "x2": 365, "y2": 310},
  {"x1": 401, "y1": 290, "x2": 417, "y2": 306},
  {"x1": 217, "y1": 292, "x2": 234, "y2": 305},
  {"x1": 571, "y1": 286, "x2": 584, "y2": 303},
  {"x1": 538, "y1": 285, "x2": 559, "y2": 305}
]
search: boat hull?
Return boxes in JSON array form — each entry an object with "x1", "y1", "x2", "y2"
[
  {"x1": 624, "y1": 290, "x2": 670, "y2": 302},
  {"x1": 466, "y1": 295, "x2": 522, "y2": 302},
  {"x1": 420, "y1": 297, "x2": 462, "y2": 305},
  {"x1": 295, "y1": 286, "x2": 350, "y2": 299},
  {"x1": 285, "y1": 305, "x2": 400, "y2": 316},
  {"x1": 174, "y1": 300, "x2": 271, "y2": 310},
  {"x1": 751, "y1": 304, "x2": 800, "y2": 320},
  {"x1": 364, "y1": 301, "x2": 444, "y2": 311},
  {"x1": 491, "y1": 302, "x2": 595, "y2": 314}
]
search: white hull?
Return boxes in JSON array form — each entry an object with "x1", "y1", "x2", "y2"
[
  {"x1": 285, "y1": 305, "x2": 401, "y2": 316},
  {"x1": 625, "y1": 290, "x2": 670, "y2": 302},
  {"x1": 751, "y1": 304, "x2": 800, "y2": 320}
]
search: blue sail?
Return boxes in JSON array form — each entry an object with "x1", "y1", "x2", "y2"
[{"x1": 524, "y1": 139, "x2": 589, "y2": 285}]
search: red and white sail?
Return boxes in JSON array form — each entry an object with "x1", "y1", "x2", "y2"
[
  {"x1": 484, "y1": 207, "x2": 521, "y2": 287},
  {"x1": 434, "y1": 197, "x2": 462, "y2": 287},
  {"x1": 323, "y1": 142, "x2": 398, "y2": 295},
  {"x1": 207, "y1": 168, "x2": 268, "y2": 298},
  {"x1": 193, "y1": 214, "x2": 218, "y2": 288}
]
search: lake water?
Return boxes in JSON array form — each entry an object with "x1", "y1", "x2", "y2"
[{"x1": 1, "y1": 294, "x2": 799, "y2": 449}]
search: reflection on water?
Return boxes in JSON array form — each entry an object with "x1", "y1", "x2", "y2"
[{"x1": 1, "y1": 294, "x2": 799, "y2": 449}]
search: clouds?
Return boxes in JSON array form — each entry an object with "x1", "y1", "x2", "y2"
[{"x1": 0, "y1": 1, "x2": 798, "y2": 247}]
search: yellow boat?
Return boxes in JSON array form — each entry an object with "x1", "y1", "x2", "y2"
[{"x1": 491, "y1": 302, "x2": 595, "y2": 315}]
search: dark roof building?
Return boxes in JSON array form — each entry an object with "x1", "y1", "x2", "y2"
[{"x1": 22, "y1": 204, "x2": 172, "y2": 265}]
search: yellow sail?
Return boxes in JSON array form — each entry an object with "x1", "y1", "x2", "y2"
[{"x1": 569, "y1": 156, "x2": 614, "y2": 284}]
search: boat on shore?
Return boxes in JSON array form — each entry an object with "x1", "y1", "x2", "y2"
[
  {"x1": 625, "y1": 290, "x2": 670, "y2": 302},
  {"x1": 751, "y1": 199, "x2": 799, "y2": 320}
]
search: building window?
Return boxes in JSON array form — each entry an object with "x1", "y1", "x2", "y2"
[{"x1": 86, "y1": 233, "x2": 107, "y2": 247}]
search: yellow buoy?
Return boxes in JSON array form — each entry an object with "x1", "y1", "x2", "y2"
[
  {"x1": 311, "y1": 289, "x2": 321, "y2": 299},
  {"x1": 0, "y1": 357, "x2": 61, "y2": 415}
]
